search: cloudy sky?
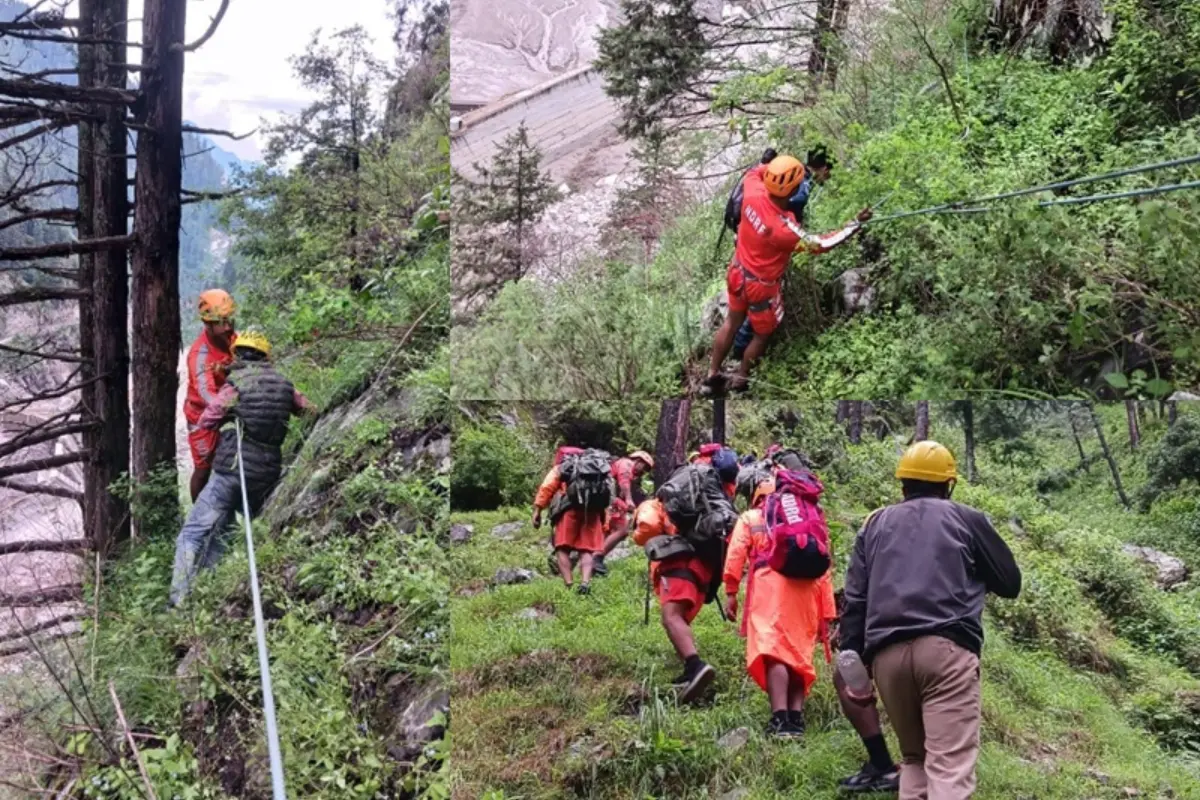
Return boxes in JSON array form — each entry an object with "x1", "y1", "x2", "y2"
[{"x1": 144, "y1": 0, "x2": 396, "y2": 163}]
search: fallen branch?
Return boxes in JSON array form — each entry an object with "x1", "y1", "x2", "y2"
[
  {"x1": 0, "y1": 611, "x2": 88, "y2": 646},
  {"x1": 0, "y1": 539, "x2": 89, "y2": 557},
  {"x1": 0, "y1": 342, "x2": 91, "y2": 364},
  {"x1": 0, "y1": 419, "x2": 99, "y2": 458},
  {"x1": 108, "y1": 682, "x2": 158, "y2": 800},
  {"x1": 0, "y1": 628, "x2": 80, "y2": 658},
  {"x1": 0, "y1": 233, "x2": 133, "y2": 261},
  {"x1": 181, "y1": 123, "x2": 254, "y2": 140},
  {"x1": 0, "y1": 287, "x2": 88, "y2": 307},
  {"x1": 0, "y1": 17, "x2": 80, "y2": 32},
  {"x1": 0, "y1": 479, "x2": 83, "y2": 502},
  {"x1": 0, "y1": 585, "x2": 83, "y2": 606}
]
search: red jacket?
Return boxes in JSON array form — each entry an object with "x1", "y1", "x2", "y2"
[
  {"x1": 735, "y1": 165, "x2": 861, "y2": 283},
  {"x1": 184, "y1": 329, "x2": 234, "y2": 426}
]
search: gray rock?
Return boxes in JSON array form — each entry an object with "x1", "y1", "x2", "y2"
[
  {"x1": 1086, "y1": 769, "x2": 1111, "y2": 785},
  {"x1": 718, "y1": 789, "x2": 750, "y2": 800},
  {"x1": 606, "y1": 543, "x2": 636, "y2": 562},
  {"x1": 492, "y1": 521, "x2": 524, "y2": 540},
  {"x1": 717, "y1": 727, "x2": 750, "y2": 752},
  {"x1": 1168, "y1": 391, "x2": 1200, "y2": 403},
  {"x1": 1122, "y1": 545, "x2": 1188, "y2": 590},
  {"x1": 515, "y1": 607, "x2": 552, "y2": 621},
  {"x1": 493, "y1": 567, "x2": 535, "y2": 585},
  {"x1": 450, "y1": 524, "x2": 474, "y2": 544},
  {"x1": 380, "y1": 678, "x2": 449, "y2": 764}
]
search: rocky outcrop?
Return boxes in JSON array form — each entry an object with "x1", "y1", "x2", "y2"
[{"x1": 1122, "y1": 545, "x2": 1189, "y2": 591}]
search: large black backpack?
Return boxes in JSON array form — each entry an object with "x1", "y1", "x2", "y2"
[{"x1": 559, "y1": 449, "x2": 613, "y2": 511}]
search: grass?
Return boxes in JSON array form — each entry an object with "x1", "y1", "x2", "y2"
[{"x1": 449, "y1": 406, "x2": 1200, "y2": 799}]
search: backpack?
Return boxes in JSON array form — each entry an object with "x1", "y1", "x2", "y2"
[
  {"x1": 736, "y1": 460, "x2": 775, "y2": 502},
  {"x1": 755, "y1": 468, "x2": 831, "y2": 580},
  {"x1": 558, "y1": 449, "x2": 613, "y2": 511},
  {"x1": 656, "y1": 464, "x2": 738, "y2": 548}
]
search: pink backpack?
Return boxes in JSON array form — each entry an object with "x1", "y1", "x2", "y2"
[{"x1": 754, "y1": 469, "x2": 831, "y2": 579}]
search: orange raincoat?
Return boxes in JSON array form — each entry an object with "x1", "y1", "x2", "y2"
[
  {"x1": 534, "y1": 466, "x2": 607, "y2": 552},
  {"x1": 723, "y1": 508, "x2": 837, "y2": 692},
  {"x1": 633, "y1": 499, "x2": 714, "y2": 622}
]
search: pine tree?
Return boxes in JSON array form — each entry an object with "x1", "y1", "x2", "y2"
[{"x1": 474, "y1": 122, "x2": 555, "y2": 280}]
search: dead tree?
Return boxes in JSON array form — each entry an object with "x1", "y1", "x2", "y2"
[
  {"x1": 653, "y1": 398, "x2": 691, "y2": 489},
  {"x1": 130, "y1": 0, "x2": 187, "y2": 488},
  {"x1": 848, "y1": 401, "x2": 863, "y2": 444},
  {"x1": 1066, "y1": 404, "x2": 1088, "y2": 466},
  {"x1": 962, "y1": 401, "x2": 977, "y2": 482},
  {"x1": 1086, "y1": 402, "x2": 1130, "y2": 508},
  {"x1": 915, "y1": 401, "x2": 930, "y2": 442}
]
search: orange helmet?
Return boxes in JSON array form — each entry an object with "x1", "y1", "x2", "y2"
[
  {"x1": 629, "y1": 450, "x2": 654, "y2": 469},
  {"x1": 764, "y1": 155, "x2": 805, "y2": 198},
  {"x1": 198, "y1": 289, "x2": 235, "y2": 322},
  {"x1": 751, "y1": 478, "x2": 776, "y2": 508}
]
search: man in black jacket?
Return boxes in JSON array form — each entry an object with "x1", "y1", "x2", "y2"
[
  {"x1": 841, "y1": 441, "x2": 1021, "y2": 799},
  {"x1": 169, "y1": 329, "x2": 316, "y2": 606}
]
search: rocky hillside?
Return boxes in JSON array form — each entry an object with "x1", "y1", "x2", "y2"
[{"x1": 448, "y1": 400, "x2": 1200, "y2": 798}]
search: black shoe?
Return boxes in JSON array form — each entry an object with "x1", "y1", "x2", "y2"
[
  {"x1": 670, "y1": 670, "x2": 689, "y2": 686},
  {"x1": 839, "y1": 762, "x2": 900, "y2": 794},
  {"x1": 678, "y1": 661, "x2": 715, "y2": 703},
  {"x1": 766, "y1": 715, "x2": 805, "y2": 740},
  {"x1": 592, "y1": 556, "x2": 608, "y2": 577},
  {"x1": 577, "y1": 583, "x2": 591, "y2": 596}
]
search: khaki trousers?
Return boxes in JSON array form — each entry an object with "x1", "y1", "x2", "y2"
[{"x1": 872, "y1": 636, "x2": 982, "y2": 800}]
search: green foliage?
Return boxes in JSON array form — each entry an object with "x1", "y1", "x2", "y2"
[
  {"x1": 110, "y1": 463, "x2": 183, "y2": 540},
  {"x1": 1138, "y1": 415, "x2": 1200, "y2": 511},
  {"x1": 451, "y1": 422, "x2": 540, "y2": 510},
  {"x1": 82, "y1": 734, "x2": 226, "y2": 799}
]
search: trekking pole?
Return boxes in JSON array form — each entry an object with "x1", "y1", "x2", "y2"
[
  {"x1": 235, "y1": 421, "x2": 288, "y2": 800},
  {"x1": 644, "y1": 564, "x2": 651, "y2": 626}
]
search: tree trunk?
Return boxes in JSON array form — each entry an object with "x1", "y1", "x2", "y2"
[
  {"x1": 835, "y1": 400, "x2": 849, "y2": 424},
  {"x1": 1067, "y1": 405, "x2": 1087, "y2": 465},
  {"x1": 77, "y1": 0, "x2": 98, "y2": 540},
  {"x1": 848, "y1": 401, "x2": 863, "y2": 444},
  {"x1": 807, "y1": 0, "x2": 835, "y2": 98},
  {"x1": 1088, "y1": 402, "x2": 1130, "y2": 508},
  {"x1": 89, "y1": 0, "x2": 131, "y2": 554},
  {"x1": 963, "y1": 401, "x2": 977, "y2": 482},
  {"x1": 825, "y1": 0, "x2": 852, "y2": 90},
  {"x1": 1125, "y1": 398, "x2": 1140, "y2": 450},
  {"x1": 653, "y1": 398, "x2": 690, "y2": 490},
  {"x1": 712, "y1": 396, "x2": 726, "y2": 444},
  {"x1": 131, "y1": 0, "x2": 186, "y2": 509},
  {"x1": 914, "y1": 401, "x2": 930, "y2": 442},
  {"x1": 1169, "y1": 400, "x2": 1178, "y2": 427}
]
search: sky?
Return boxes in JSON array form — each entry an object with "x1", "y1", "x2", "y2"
[{"x1": 132, "y1": 0, "x2": 398, "y2": 163}]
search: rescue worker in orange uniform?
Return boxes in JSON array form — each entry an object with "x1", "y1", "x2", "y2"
[
  {"x1": 533, "y1": 447, "x2": 608, "y2": 595},
  {"x1": 594, "y1": 450, "x2": 655, "y2": 576},
  {"x1": 723, "y1": 475, "x2": 837, "y2": 738},
  {"x1": 705, "y1": 155, "x2": 872, "y2": 394},
  {"x1": 184, "y1": 289, "x2": 237, "y2": 502}
]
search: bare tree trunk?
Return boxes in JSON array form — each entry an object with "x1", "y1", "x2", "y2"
[
  {"x1": 963, "y1": 401, "x2": 977, "y2": 482},
  {"x1": 87, "y1": 0, "x2": 131, "y2": 553},
  {"x1": 807, "y1": 0, "x2": 835, "y2": 99},
  {"x1": 131, "y1": 0, "x2": 186, "y2": 502},
  {"x1": 848, "y1": 401, "x2": 863, "y2": 444},
  {"x1": 826, "y1": 0, "x2": 852, "y2": 90},
  {"x1": 914, "y1": 401, "x2": 930, "y2": 442},
  {"x1": 78, "y1": 0, "x2": 98, "y2": 539},
  {"x1": 712, "y1": 396, "x2": 726, "y2": 445},
  {"x1": 836, "y1": 400, "x2": 849, "y2": 424},
  {"x1": 1169, "y1": 400, "x2": 1178, "y2": 427},
  {"x1": 653, "y1": 398, "x2": 690, "y2": 490},
  {"x1": 1088, "y1": 402, "x2": 1130, "y2": 508},
  {"x1": 1125, "y1": 398, "x2": 1141, "y2": 450}
]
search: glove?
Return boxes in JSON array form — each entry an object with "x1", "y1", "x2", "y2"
[{"x1": 761, "y1": 148, "x2": 778, "y2": 164}]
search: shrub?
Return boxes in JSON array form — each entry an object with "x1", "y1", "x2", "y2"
[{"x1": 451, "y1": 423, "x2": 540, "y2": 510}]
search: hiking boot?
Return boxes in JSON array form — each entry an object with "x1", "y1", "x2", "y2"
[
  {"x1": 591, "y1": 556, "x2": 608, "y2": 577},
  {"x1": 678, "y1": 661, "x2": 715, "y2": 703},
  {"x1": 838, "y1": 762, "x2": 900, "y2": 794},
  {"x1": 699, "y1": 374, "x2": 727, "y2": 398},
  {"x1": 576, "y1": 583, "x2": 591, "y2": 596}
]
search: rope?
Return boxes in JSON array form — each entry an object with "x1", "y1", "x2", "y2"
[
  {"x1": 865, "y1": 152, "x2": 1200, "y2": 224},
  {"x1": 235, "y1": 420, "x2": 288, "y2": 800}
]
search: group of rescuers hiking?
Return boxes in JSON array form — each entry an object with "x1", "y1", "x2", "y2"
[
  {"x1": 705, "y1": 145, "x2": 873, "y2": 395},
  {"x1": 170, "y1": 288, "x2": 318, "y2": 607},
  {"x1": 532, "y1": 439, "x2": 1022, "y2": 798}
]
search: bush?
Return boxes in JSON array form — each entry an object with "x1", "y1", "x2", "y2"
[{"x1": 451, "y1": 422, "x2": 540, "y2": 510}]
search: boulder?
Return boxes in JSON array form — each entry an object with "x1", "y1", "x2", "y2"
[
  {"x1": 1122, "y1": 545, "x2": 1188, "y2": 590},
  {"x1": 717, "y1": 727, "x2": 750, "y2": 752},
  {"x1": 493, "y1": 567, "x2": 535, "y2": 585},
  {"x1": 380, "y1": 678, "x2": 449, "y2": 764},
  {"x1": 492, "y1": 521, "x2": 524, "y2": 540},
  {"x1": 450, "y1": 523, "x2": 474, "y2": 544}
]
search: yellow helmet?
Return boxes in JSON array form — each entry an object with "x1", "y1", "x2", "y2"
[
  {"x1": 629, "y1": 450, "x2": 654, "y2": 469},
  {"x1": 198, "y1": 289, "x2": 236, "y2": 322},
  {"x1": 895, "y1": 441, "x2": 958, "y2": 483},
  {"x1": 751, "y1": 477, "x2": 776, "y2": 507},
  {"x1": 764, "y1": 155, "x2": 805, "y2": 198},
  {"x1": 234, "y1": 328, "x2": 271, "y2": 357}
]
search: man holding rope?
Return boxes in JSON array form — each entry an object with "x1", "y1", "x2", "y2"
[{"x1": 170, "y1": 329, "x2": 318, "y2": 606}]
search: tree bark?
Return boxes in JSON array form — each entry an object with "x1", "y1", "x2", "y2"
[
  {"x1": 836, "y1": 400, "x2": 849, "y2": 424},
  {"x1": 1169, "y1": 400, "x2": 1178, "y2": 427},
  {"x1": 848, "y1": 400, "x2": 863, "y2": 444},
  {"x1": 87, "y1": 0, "x2": 132, "y2": 554},
  {"x1": 1087, "y1": 402, "x2": 1130, "y2": 508},
  {"x1": 130, "y1": 0, "x2": 185, "y2": 506},
  {"x1": 78, "y1": 0, "x2": 99, "y2": 553},
  {"x1": 1125, "y1": 398, "x2": 1140, "y2": 450},
  {"x1": 963, "y1": 401, "x2": 977, "y2": 482},
  {"x1": 914, "y1": 401, "x2": 930, "y2": 442},
  {"x1": 653, "y1": 398, "x2": 691, "y2": 489},
  {"x1": 807, "y1": 0, "x2": 835, "y2": 98},
  {"x1": 712, "y1": 396, "x2": 726, "y2": 444}
]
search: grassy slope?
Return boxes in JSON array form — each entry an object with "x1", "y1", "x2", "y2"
[{"x1": 449, "y1": 406, "x2": 1200, "y2": 799}]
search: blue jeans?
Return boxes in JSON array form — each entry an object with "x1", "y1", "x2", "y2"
[
  {"x1": 733, "y1": 318, "x2": 754, "y2": 355},
  {"x1": 170, "y1": 469, "x2": 269, "y2": 606}
]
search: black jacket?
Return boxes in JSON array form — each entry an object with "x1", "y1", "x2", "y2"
[{"x1": 841, "y1": 496, "x2": 1021, "y2": 664}]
